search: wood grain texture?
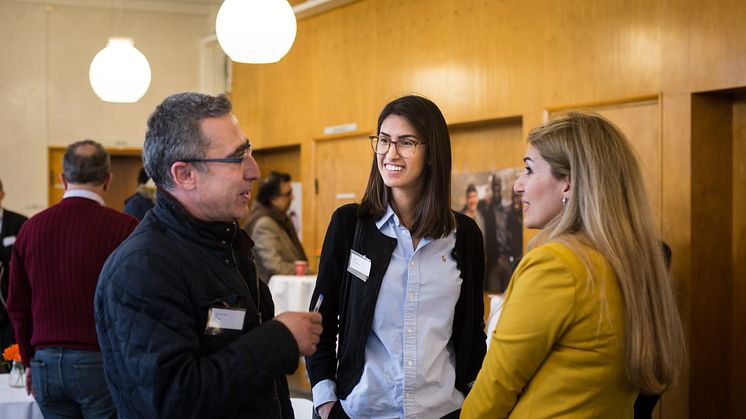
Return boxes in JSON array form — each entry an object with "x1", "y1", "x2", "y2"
[{"x1": 227, "y1": 1, "x2": 746, "y2": 416}]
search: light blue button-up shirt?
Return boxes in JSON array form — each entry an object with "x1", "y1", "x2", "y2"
[{"x1": 313, "y1": 206, "x2": 463, "y2": 418}]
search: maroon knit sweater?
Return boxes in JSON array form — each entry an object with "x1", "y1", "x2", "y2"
[{"x1": 8, "y1": 197, "x2": 138, "y2": 366}]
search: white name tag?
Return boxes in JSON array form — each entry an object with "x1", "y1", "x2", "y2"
[
  {"x1": 206, "y1": 307, "x2": 246, "y2": 331},
  {"x1": 3, "y1": 236, "x2": 16, "y2": 247},
  {"x1": 347, "y1": 249, "x2": 371, "y2": 282}
]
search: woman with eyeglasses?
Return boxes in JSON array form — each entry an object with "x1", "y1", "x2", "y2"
[
  {"x1": 306, "y1": 95, "x2": 487, "y2": 419},
  {"x1": 461, "y1": 112, "x2": 684, "y2": 418}
]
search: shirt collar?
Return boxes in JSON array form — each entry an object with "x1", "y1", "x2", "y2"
[
  {"x1": 375, "y1": 204, "x2": 400, "y2": 230},
  {"x1": 63, "y1": 189, "x2": 105, "y2": 206}
]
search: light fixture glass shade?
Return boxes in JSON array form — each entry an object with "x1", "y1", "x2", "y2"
[
  {"x1": 216, "y1": 0, "x2": 297, "y2": 64},
  {"x1": 89, "y1": 37, "x2": 152, "y2": 103}
]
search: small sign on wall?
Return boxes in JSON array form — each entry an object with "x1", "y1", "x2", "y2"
[{"x1": 323, "y1": 122, "x2": 358, "y2": 136}]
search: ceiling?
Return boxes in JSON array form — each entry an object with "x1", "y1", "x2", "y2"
[{"x1": 5, "y1": 0, "x2": 357, "y2": 17}]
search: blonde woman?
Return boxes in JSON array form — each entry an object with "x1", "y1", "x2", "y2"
[{"x1": 462, "y1": 112, "x2": 684, "y2": 418}]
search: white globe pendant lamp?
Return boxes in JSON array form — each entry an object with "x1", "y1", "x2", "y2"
[
  {"x1": 216, "y1": 0, "x2": 297, "y2": 64},
  {"x1": 89, "y1": 37, "x2": 152, "y2": 103}
]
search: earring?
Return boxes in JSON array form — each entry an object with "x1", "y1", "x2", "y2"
[{"x1": 561, "y1": 196, "x2": 568, "y2": 207}]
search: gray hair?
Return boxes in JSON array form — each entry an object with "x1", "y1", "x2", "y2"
[
  {"x1": 62, "y1": 140, "x2": 111, "y2": 185},
  {"x1": 143, "y1": 92, "x2": 233, "y2": 190}
]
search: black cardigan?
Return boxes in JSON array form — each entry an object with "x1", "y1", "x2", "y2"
[{"x1": 306, "y1": 203, "x2": 487, "y2": 400}]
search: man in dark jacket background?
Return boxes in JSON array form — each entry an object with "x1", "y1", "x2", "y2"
[
  {"x1": 0, "y1": 178, "x2": 27, "y2": 355},
  {"x1": 94, "y1": 92, "x2": 322, "y2": 419}
]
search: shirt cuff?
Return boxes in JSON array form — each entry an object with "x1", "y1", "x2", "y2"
[{"x1": 312, "y1": 379, "x2": 338, "y2": 410}]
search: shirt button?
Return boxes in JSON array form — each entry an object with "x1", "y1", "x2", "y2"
[
  {"x1": 407, "y1": 328, "x2": 412, "y2": 334},
  {"x1": 221, "y1": 240, "x2": 226, "y2": 245},
  {"x1": 404, "y1": 392, "x2": 410, "y2": 400},
  {"x1": 410, "y1": 261, "x2": 415, "y2": 267},
  {"x1": 408, "y1": 293, "x2": 414, "y2": 302},
  {"x1": 407, "y1": 360, "x2": 413, "y2": 366}
]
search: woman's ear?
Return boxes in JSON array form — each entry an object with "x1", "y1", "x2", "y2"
[{"x1": 561, "y1": 175, "x2": 571, "y2": 198}]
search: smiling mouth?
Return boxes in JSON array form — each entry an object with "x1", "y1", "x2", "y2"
[{"x1": 384, "y1": 163, "x2": 403, "y2": 172}]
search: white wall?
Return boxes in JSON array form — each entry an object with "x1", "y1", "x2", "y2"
[{"x1": 0, "y1": 0, "x2": 216, "y2": 215}]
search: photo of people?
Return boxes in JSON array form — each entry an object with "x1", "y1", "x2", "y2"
[{"x1": 452, "y1": 169, "x2": 523, "y2": 293}]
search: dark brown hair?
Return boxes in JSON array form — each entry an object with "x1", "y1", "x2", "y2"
[
  {"x1": 359, "y1": 95, "x2": 455, "y2": 239},
  {"x1": 257, "y1": 171, "x2": 291, "y2": 207}
]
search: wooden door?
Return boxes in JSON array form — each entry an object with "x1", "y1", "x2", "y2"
[
  {"x1": 48, "y1": 147, "x2": 142, "y2": 212},
  {"x1": 550, "y1": 97, "x2": 662, "y2": 226},
  {"x1": 313, "y1": 134, "x2": 371, "y2": 258},
  {"x1": 48, "y1": 148, "x2": 65, "y2": 205}
]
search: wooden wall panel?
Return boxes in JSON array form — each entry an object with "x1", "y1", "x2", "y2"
[
  {"x1": 313, "y1": 134, "x2": 371, "y2": 263},
  {"x1": 596, "y1": 101, "x2": 662, "y2": 224},
  {"x1": 450, "y1": 118, "x2": 524, "y2": 177},
  {"x1": 48, "y1": 147, "x2": 142, "y2": 212},
  {"x1": 108, "y1": 156, "x2": 143, "y2": 212},
  {"x1": 731, "y1": 96, "x2": 746, "y2": 419},
  {"x1": 690, "y1": 93, "x2": 733, "y2": 419},
  {"x1": 227, "y1": 1, "x2": 746, "y2": 417},
  {"x1": 659, "y1": 93, "x2": 691, "y2": 419},
  {"x1": 252, "y1": 146, "x2": 302, "y2": 185}
]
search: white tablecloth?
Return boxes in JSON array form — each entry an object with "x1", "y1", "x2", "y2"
[
  {"x1": 268, "y1": 275, "x2": 317, "y2": 314},
  {"x1": 0, "y1": 374, "x2": 43, "y2": 419}
]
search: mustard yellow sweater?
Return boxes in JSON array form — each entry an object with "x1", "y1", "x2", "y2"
[{"x1": 462, "y1": 242, "x2": 637, "y2": 418}]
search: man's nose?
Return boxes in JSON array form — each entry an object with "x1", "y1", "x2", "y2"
[{"x1": 245, "y1": 156, "x2": 260, "y2": 180}]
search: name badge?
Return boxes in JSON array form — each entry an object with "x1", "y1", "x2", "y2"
[
  {"x1": 2, "y1": 236, "x2": 16, "y2": 247},
  {"x1": 347, "y1": 249, "x2": 371, "y2": 282},
  {"x1": 205, "y1": 307, "x2": 246, "y2": 335}
]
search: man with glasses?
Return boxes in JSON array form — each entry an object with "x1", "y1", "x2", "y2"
[
  {"x1": 243, "y1": 171, "x2": 307, "y2": 283},
  {"x1": 94, "y1": 92, "x2": 322, "y2": 418}
]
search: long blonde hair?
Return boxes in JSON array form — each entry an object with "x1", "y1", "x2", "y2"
[{"x1": 528, "y1": 111, "x2": 684, "y2": 393}]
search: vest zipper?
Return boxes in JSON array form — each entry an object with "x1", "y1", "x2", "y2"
[{"x1": 229, "y1": 222, "x2": 261, "y2": 324}]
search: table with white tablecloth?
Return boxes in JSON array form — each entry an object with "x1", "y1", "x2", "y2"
[
  {"x1": 0, "y1": 375, "x2": 43, "y2": 419},
  {"x1": 268, "y1": 275, "x2": 317, "y2": 314},
  {"x1": 267, "y1": 274, "x2": 318, "y2": 397}
]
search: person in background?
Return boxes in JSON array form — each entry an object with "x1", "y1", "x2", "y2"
[
  {"x1": 307, "y1": 95, "x2": 486, "y2": 419},
  {"x1": 8, "y1": 140, "x2": 138, "y2": 419},
  {"x1": 479, "y1": 173, "x2": 510, "y2": 292},
  {"x1": 462, "y1": 112, "x2": 684, "y2": 418},
  {"x1": 123, "y1": 167, "x2": 156, "y2": 220},
  {"x1": 243, "y1": 171, "x2": 307, "y2": 283},
  {"x1": 505, "y1": 188, "x2": 523, "y2": 266},
  {"x1": 461, "y1": 183, "x2": 485, "y2": 236},
  {"x1": 94, "y1": 92, "x2": 322, "y2": 419},
  {"x1": 0, "y1": 178, "x2": 27, "y2": 359}
]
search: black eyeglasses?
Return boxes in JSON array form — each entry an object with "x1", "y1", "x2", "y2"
[
  {"x1": 181, "y1": 142, "x2": 253, "y2": 165},
  {"x1": 369, "y1": 135, "x2": 426, "y2": 158}
]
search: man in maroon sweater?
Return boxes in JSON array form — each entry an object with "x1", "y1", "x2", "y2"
[{"x1": 8, "y1": 140, "x2": 138, "y2": 419}]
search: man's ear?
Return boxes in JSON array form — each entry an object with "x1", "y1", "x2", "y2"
[
  {"x1": 102, "y1": 172, "x2": 113, "y2": 192},
  {"x1": 59, "y1": 173, "x2": 69, "y2": 191},
  {"x1": 170, "y1": 162, "x2": 197, "y2": 190}
]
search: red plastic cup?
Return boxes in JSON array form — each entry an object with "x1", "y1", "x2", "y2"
[{"x1": 294, "y1": 260, "x2": 308, "y2": 276}]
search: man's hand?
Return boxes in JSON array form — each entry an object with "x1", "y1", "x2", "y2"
[
  {"x1": 25, "y1": 367, "x2": 33, "y2": 396},
  {"x1": 317, "y1": 401, "x2": 336, "y2": 419},
  {"x1": 275, "y1": 311, "x2": 322, "y2": 356}
]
